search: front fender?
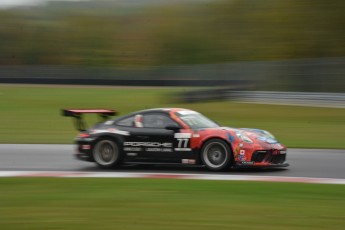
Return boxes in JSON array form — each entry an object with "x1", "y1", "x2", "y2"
[{"x1": 191, "y1": 129, "x2": 236, "y2": 153}]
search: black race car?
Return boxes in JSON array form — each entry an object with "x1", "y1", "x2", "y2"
[{"x1": 63, "y1": 108, "x2": 288, "y2": 171}]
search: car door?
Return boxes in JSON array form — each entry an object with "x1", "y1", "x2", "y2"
[
  {"x1": 138, "y1": 112, "x2": 182, "y2": 163},
  {"x1": 115, "y1": 112, "x2": 192, "y2": 163},
  {"x1": 114, "y1": 114, "x2": 153, "y2": 161}
]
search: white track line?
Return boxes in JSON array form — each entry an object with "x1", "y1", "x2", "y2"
[{"x1": 0, "y1": 171, "x2": 345, "y2": 184}]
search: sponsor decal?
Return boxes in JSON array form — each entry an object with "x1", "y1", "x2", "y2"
[
  {"x1": 124, "y1": 142, "x2": 173, "y2": 147},
  {"x1": 175, "y1": 148, "x2": 192, "y2": 151},
  {"x1": 227, "y1": 133, "x2": 235, "y2": 142},
  {"x1": 146, "y1": 148, "x2": 161, "y2": 152},
  {"x1": 174, "y1": 133, "x2": 192, "y2": 138},
  {"x1": 123, "y1": 147, "x2": 142, "y2": 152},
  {"x1": 239, "y1": 150, "x2": 246, "y2": 161},
  {"x1": 192, "y1": 134, "x2": 200, "y2": 138},
  {"x1": 240, "y1": 161, "x2": 255, "y2": 165},
  {"x1": 177, "y1": 110, "x2": 198, "y2": 115},
  {"x1": 174, "y1": 133, "x2": 191, "y2": 150},
  {"x1": 108, "y1": 128, "x2": 129, "y2": 136},
  {"x1": 239, "y1": 156, "x2": 246, "y2": 161},
  {"x1": 146, "y1": 148, "x2": 173, "y2": 152},
  {"x1": 90, "y1": 129, "x2": 129, "y2": 136},
  {"x1": 182, "y1": 159, "x2": 196, "y2": 164},
  {"x1": 189, "y1": 159, "x2": 196, "y2": 164},
  {"x1": 126, "y1": 152, "x2": 138, "y2": 157},
  {"x1": 161, "y1": 148, "x2": 173, "y2": 152},
  {"x1": 235, "y1": 146, "x2": 240, "y2": 154}
]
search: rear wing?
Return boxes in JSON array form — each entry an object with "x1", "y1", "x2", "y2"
[{"x1": 62, "y1": 109, "x2": 117, "y2": 131}]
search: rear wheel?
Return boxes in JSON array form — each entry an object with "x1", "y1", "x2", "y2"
[
  {"x1": 201, "y1": 139, "x2": 232, "y2": 171},
  {"x1": 93, "y1": 139, "x2": 121, "y2": 169}
]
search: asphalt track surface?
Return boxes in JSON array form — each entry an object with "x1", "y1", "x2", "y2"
[{"x1": 0, "y1": 144, "x2": 344, "y2": 179}]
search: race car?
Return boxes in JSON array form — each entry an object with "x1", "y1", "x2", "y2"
[{"x1": 63, "y1": 108, "x2": 288, "y2": 171}]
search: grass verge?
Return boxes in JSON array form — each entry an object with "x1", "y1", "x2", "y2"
[
  {"x1": 0, "y1": 85, "x2": 344, "y2": 148},
  {"x1": 0, "y1": 178, "x2": 344, "y2": 230}
]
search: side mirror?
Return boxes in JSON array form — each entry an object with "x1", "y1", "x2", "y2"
[{"x1": 165, "y1": 124, "x2": 181, "y2": 132}]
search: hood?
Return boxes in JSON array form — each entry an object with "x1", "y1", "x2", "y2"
[
  {"x1": 238, "y1": 128, "x2": 279, "y2": 144},
  {"x1": 220, "y1": 127, "x2": 279, "y2": 144}
]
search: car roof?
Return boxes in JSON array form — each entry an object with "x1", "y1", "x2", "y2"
[
  {"x1": 112, "y1": 108, "x2": 196, "y2": 122},
  {"x1": 134, "y1": 108, "x2": 193, "y2": 114}
]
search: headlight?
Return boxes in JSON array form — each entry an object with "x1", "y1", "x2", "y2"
[
  {"x1": 236, "y1": 133, "x2": 253, "y2": 143},
  {"x1": 262, "y1": 130, "x2": 275, "y2": 139}
]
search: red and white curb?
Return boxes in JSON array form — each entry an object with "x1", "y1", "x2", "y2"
[{"x1": 0, "y1": 171, "x2": 345, "y2": 184}]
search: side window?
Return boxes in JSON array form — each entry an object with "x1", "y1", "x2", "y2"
[
  {"x1": 116, "y1": 116, "x2": 134, "y2": 127},
  {"x1": 143, "y1": 114, "x2": 177, "y2": 129}
]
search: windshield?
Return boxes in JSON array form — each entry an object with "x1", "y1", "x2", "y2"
[{"x1": 175, "y1": 110, "x2": 220, "y2": 129}]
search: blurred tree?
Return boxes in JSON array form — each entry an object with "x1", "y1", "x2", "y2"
[{"x1": 0, "y1": 0, "x2": 344, "y2": 66}]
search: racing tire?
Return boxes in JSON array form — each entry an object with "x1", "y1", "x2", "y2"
[
  {"x1": 201, "y1": 139, "x2": 232, "y2": 171},
  {"x1": 93, "y1": 139, "x2": 122, "y2": 169}
]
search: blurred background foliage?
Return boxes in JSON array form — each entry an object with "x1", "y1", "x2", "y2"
[{"x1": 0, "y1": 0, "x2": 344, "y2": 67}]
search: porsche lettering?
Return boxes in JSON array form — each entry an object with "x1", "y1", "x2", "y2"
[{"x1": 124, "y1": 142, "x2": 173, "y2": 148}]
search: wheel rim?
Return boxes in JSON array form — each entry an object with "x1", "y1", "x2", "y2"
[
  {"x1": 203, "y1": 142, "x2": 228, "y2": 169},
  {"x1": 93, "y1": 140, "x2": 118, "y2": 166}
]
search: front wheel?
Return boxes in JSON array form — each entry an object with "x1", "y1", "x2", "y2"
[
  {"x1": 93, "y1": 139, "x2": 121, "y2": 169},
  {"x1": 201, "y1": 139, "x2": 232, "y2": 171}
]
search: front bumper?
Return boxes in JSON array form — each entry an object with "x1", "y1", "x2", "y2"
[
  {"x1": 235, "y1": 149, "x2": 289, "y2": 168},
  {"x1": 235, "y1": 161, "x2": 289, "y2": 168}
]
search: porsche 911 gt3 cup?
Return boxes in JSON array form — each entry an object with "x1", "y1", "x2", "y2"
[{"x1": 63, "y1": 108, "x2": 289, "y2": 171}]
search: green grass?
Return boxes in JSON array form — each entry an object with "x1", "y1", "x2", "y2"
[
  {"x1": 0, "y1": 178, "x2": 344, "y2": 230},
  {"x1": 0, "y1": 85, "x2": 345, "y2": 148}
]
